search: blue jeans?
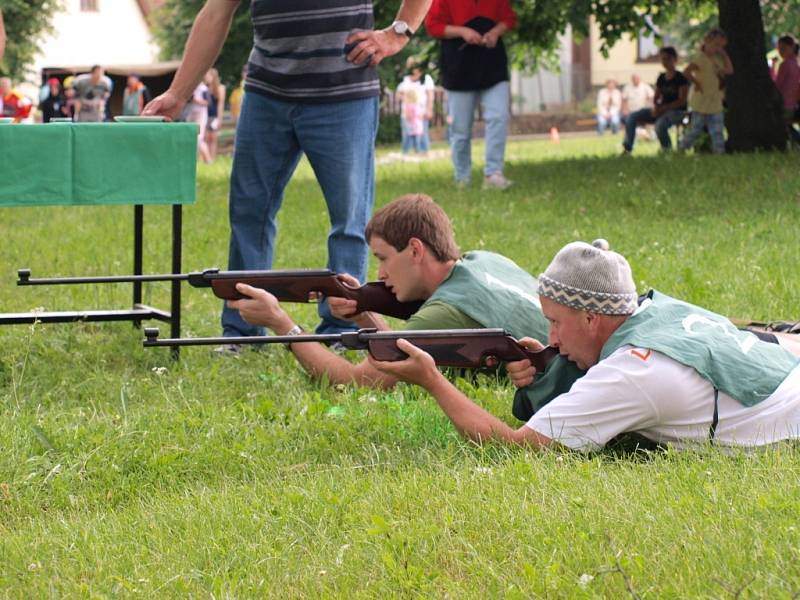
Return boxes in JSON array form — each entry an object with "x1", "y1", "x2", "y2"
[
  {"x1": 679, "y1": 111, "x2": 725, "y2": 154},
  {"x1": 222, "y1": 91, "x2": 378, "y2": 337},
  {"x1": 623, "y1": 107, "x2": 685, "y2": 152},
  {"x1": 447, "y1": 81, "x2": 510, "y2": 183},
  {"x1": 401, "y1": 118, "x2": 430, "y2": 153},
  {"x1": 597, "y1": 113, "x2": 621, "y2": 135}
]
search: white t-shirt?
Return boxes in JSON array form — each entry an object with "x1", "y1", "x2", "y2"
[
  {"x1": 622, "y1": 82, "x2": 655, "y2": 112},
  {"x1": 527, "y1": 346, "x2": 800, "y2": 452},
  {"x1": 397, "y1": 74, "x2": 435, "y2": 114},
  {"x1": 596, "y1": 87, "x2": 622, "y2": 116}
]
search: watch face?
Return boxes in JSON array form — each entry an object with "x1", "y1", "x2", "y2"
[{"x1": 393, "y1": 21, "x2": 410, "y2": 36}]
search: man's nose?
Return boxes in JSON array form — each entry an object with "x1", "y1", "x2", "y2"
[{"x1": 547, "y1": 329, "x2": 559, "y2": 348}]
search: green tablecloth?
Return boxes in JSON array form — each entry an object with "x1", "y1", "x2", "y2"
[{"x1": 0, "y1": 123, "x2": 197, "y2": 207}]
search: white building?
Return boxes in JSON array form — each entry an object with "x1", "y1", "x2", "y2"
[{"x1": 23, "y1": 0, "x2": 161, "y2": 93}]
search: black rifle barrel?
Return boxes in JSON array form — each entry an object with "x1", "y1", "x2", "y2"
[
  {"x1": 17, "y1": 268, "x2": 191, "y2": 286},
  {"x1": 143, "y1": 328, "x2": 362, "y2": 348}
]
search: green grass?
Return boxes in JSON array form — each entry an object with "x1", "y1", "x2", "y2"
[{"x1": 1, "y1": 135, "x2": 800, "y2": 597}]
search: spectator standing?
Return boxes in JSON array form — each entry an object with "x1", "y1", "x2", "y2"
[
  {"x1": 775, "y1": 35, "x2": 800, "y2": 145},
  {"x1": 679, "y1": 29, "x2": 734, "y2": 154},
  {"x1": 204, "y1": 68, "x2": 226, "y2": 161},
  {"x1": 143, "y1": 0, "x2": 431, "y2": 344},
  {"x1": 40, "y1": 78, "x2": 68, "y2": 122},
  {"x1": 401, "y1": 87, "x2": 424, "y2": 152},
  {"x1": 228, "y1": 65, "x2": 246, "y2": 128},
  {"x1": 1, "y1": 77, "x2": 33, "y2": 122},
  {"x1": 622, "y1": 47, "x2": 690, "y2": 154},
  {"x1": 72, "y1": 65, "x2": 112, "y2": 122},
  {"x1": 63, "y1": 77, "x2": 79, "y2": 121},
  {"x1": 426, "y1": 0, "x2": 516, "y2": 190},
  {"x1": 185, "y1": 81, "x2": 212, "y2": 164},
  {"x1": 122, "y1": 74, "x2": 148, "y2": 116},
  {"x1": 596, "y1": 79, "x2": 622, "y2": 135},
  {"x1": 397, "y1": 57, "x2": 435, "y2": 154}
]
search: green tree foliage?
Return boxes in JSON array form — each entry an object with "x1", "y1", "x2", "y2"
[
  {"x1": 150, "y1": 0, "x2": 253, "y2": 88},
  {"x1": 151, "y1": 0, "x2": 795, "y2": 149},
  {"x1": 0, "y1": 0, "x2": 62, "y2": 81}
]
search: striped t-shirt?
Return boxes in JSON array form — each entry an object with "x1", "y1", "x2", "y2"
[{"x1": 245, "y1": 0, "x2": 381, "y2": 103}]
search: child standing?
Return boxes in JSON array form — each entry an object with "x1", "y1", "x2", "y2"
[
  {"x1": 679, "y1": 28, "x2": 734, "y2": 154},
  {"x1": 402, "y1": 88, "x2": 424, "y2": 153}
]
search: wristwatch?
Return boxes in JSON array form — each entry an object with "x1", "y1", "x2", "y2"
[
  {"x1": 284, "y1": 324, "x2": 305, "y2": 352},
  {"x1": 390, "y1": 20, "x2": 414, "y2": 39}
]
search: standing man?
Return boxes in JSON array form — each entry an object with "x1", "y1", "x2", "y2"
[
  {"x1": 425, "y1": 0, "x2": 516, "y2": 190},
  {"x1": 143, "y1": 0, "x2": 431, "y2": 348},
  {"x1": 72, "y1": 65, "x2": 112, "y2": 123}
]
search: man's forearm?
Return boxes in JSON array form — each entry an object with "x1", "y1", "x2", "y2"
[
  {"x1": 396, "y1": 0, "x2": 432, "y2": 32},
  {"x1": 0, "y1": 9, "x2": 6, "y2": 63},
  {"x1": 423, "y1": 374, "x2": 544, "y2": 447},
  {"x1": 168, "y1": 0, "x2": 239, "y2": 100},
  {"x1": 289, "y1": 338, "x2": 397, "y2": 389}
]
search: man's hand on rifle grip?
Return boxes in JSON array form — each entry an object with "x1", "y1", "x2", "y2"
[
  {"x1": 327, "y1": 273, "x2": 362, "y2": 320},
  {"x1": 368, "y1": 338, "x2": 440, "y2": 388},
  {"x1": 507, "y1": 337, "x2": 545, "y2": 388},
  {"x1": 227, "y1": 283, "x2": 295, "y2": 334}
]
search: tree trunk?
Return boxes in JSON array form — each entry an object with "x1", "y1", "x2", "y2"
[{"x1": 717, "y1": 0, "x2": 786, "y2": 152}]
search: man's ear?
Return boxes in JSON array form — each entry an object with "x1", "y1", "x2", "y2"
[{"x1": 407, "y1": 237, "x2": 426, "y2": 262}]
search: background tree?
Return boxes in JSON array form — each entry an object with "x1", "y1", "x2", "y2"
[
  {"x1": 0, "y1": 0, "x2": 62, "y2": 81},
  {"x1": 150, "y1": 0, "x2": 252, "y2": 88},
  {"x1": 151, "y1": 0, "x2": 795, "y2": 151}
]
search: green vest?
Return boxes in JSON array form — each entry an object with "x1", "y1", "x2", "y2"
[
  {"x1": 424, "y1": 251, "x2": 587, "y2": 420},
  {"x1": 601, "y1": 290, "x2": 799, "y2": 406},
  {"x1": 425, "y1": 251, "x2": 549, "y2": 340}
]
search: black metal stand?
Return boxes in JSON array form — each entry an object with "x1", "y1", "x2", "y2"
[{"x1": 1, "y1": 204, "x2": 183, "y2": 356}]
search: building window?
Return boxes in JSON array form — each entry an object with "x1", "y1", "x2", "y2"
[
  {"x1": 636, "y1": 16, "x2": 676, "y2": 63},
  {"x1": 81, "y1": 0, "x2": 99, "y2": 12},
  {"x1": 637, "y1": 30, "x2": 661, "y2": 62}
]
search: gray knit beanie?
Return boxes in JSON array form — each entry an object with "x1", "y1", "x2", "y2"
[{"x1": 538, "y1": 239, "x2": 638, "y2": 315}]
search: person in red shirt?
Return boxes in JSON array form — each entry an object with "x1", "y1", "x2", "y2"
[
  {"x1": 775, "y1": 35, "x2": 800, "y2": 145},
  {"x1": 425, "y1": 0, "x2": 516, "y2": 190},
  {"x1": 0, "y1": 77, "x2": 33, "y2": 122}
]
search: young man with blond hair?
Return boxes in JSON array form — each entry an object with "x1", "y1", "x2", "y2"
[{"x1": 227, "y1": 194, "x2": 566, "y2": 391}]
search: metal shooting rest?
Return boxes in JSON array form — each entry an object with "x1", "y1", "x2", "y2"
[{"x1": 0, "y1": 122, "x2": 198, "y2": 354}]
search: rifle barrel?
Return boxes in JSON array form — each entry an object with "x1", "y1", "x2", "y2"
[
  {"x1": 17, "y1": 269, "x2": 189, "y2": 286},
  {"x1": 143, "y1": 329, "x2": 347, "y2": 347}
]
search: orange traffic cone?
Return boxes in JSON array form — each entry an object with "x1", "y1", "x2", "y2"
[{"x1": 549, "y1": 126, "x2": 560, "y2": 143}]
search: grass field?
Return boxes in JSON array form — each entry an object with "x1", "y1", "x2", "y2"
[{"x1": 1, "y1": 135, "x2": 800, "y2": 598}]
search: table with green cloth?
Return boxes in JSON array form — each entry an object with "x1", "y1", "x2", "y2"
[{"x1": 0, "y1": 122, "x2": 197, "y2": 342}]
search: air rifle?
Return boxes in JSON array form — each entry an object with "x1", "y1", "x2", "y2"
[
  {"x1": 17, "y1": 268, "x2": 422, "y2": 320},
  {"x1": 143, "y1": 327, "x2": 558, "y2": 371}
]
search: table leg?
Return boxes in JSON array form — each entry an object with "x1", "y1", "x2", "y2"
[
  {"x1": 171, "y1": 204, "x2": 182, "y2": 358},
  {"x1": 133, "y1": 204, "x2": 143, "y2": 327}
]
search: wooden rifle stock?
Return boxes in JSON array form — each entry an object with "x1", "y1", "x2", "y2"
[
  {"x1": 365, "y1": 329, "x2": 558, "y2": 371},
  {"x1": 143, "y1": 327, "x2": 558, "y2": 371},
  {"x1": 187, "y1": 269, "x2": 422, "y2": 320}
]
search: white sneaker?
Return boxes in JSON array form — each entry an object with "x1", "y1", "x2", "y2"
[{"x1": 482, "y1": 172, "x2": 513, "y2": 190}]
